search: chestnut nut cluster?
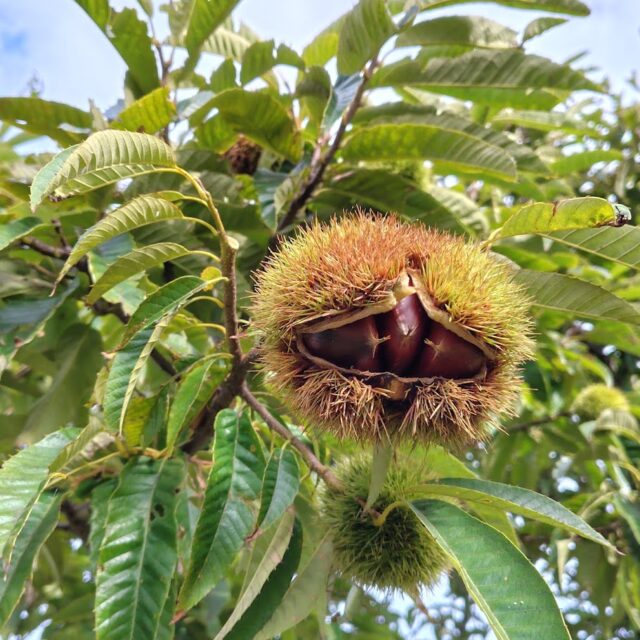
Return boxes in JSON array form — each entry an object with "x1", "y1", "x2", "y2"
[{"x1": 302, "y1": 291, "x2": 484, "y2": 380}]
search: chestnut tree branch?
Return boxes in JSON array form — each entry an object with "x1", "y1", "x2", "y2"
[{"x1": 240, "y1": 383, "x2": 342, "y2": 491}]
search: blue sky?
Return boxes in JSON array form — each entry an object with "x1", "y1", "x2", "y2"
[{"x1": 0, "y1": 0, "x2": 639, "y2": 112}]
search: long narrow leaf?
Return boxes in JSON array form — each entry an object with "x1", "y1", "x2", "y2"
[
  {"x1": 178, "y1": 409, "x2": 265, "y2": 609},
  {"x1": 95, "y1": 457, "x2": 184, "y2": 640},
  {"x1": 0, "y1": 492, "x2": 62, "y2": 627},
  {"x1": 422, "y1": 478, "x2": 612, "y2": 548},
  {"x1": 412, "y1": 500, "x2": 570, "y2": 640},
  {"x1": 56, "y1": 195, "x2": 185, "y2": 283}
]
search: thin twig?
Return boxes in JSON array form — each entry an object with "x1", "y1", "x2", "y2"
[
  {"x1": 220, "y1": 240, "x2": 242, "y2": 368},
  {"x1": 22, "y1": 236, "x2": 72, "y2": 261},
  {"x1": 240, "y1": 383, "x2": 342, "y2": 490},
  {"x1": 268, "y1": 56, "x2": 379, "y2": 251},
  {"x1": 60, "y1": 500, "x2": 90, "y2": 543},
  {"x1": 181, "y1": 348, "x2": 259, "y2": 454},
  {"x1": 508, "y1": 411, "x2": 572, "y2": 433}
]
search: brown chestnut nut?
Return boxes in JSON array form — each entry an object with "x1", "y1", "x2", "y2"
[
  {"x1": 414, "y1": 323, "x2": 485, "y2": 379},
  {"x1": 302, "y1": 316, "x2": 382, "y2": 372},
  {"x1": 377, "y1": 294, "x2": 429, "y2": 375}
]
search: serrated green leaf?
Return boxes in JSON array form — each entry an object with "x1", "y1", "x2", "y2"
[
  {"x1": 179, "y1": 409, "x2": 265, "y2": 609},
  {"x1": 522, "y1": 16, "x2": 568, "y2": 42},
  {"x1": 257, "y1": 450, "x2": 300, "y2": 532},
  {"x1": 208, "y1": 89, "x2": 302, "y2": 162},
  {"x1": 86, "y1": 242, "x2": 195, "y2": 304},
  {"x1": 103, "y1": 321, "x2": 170, "y2": 434},
  {"x1": 89, "y1": 479, "x2": 118, "y2": 570},
  {"x1": 0, "y1": 97, "x2": 91, "y2": 145},
  {"x1": 113, "y1": 87, "x2": 176, "y2": 134},
  {"x1": 29, "y1": 145, "x2": 78, "y2": 210},
  {"x1": 397, "y1": 16, "x2": 518, "y2": 51},
  {"x1": 497, "y1": 197, "x2": 623, "y2": 239},
  {"x1": 422, "y1": 446, "x2": 518, "y2": 544},
  {"x1": 0, "y1": 216, "x2": 45, "y2": 252},
  {"x1": 342, "y1": 123, "x2": 516, "y2": 180},
  {"x1": 30, "y1": 130, "x2": 176, "y2": 208},
  {"x1": 75, "y1": 2, "x2": 160, "y2": 95},
  {"x1": 401, "y1": 0, "x2": 589, "y2": 15},
  {"x1": 370, "y1": 49, "x2": 598, "y2": 109},
  {"x1": 297, "y1": 66, "x2": 332, "y2": 130},
  {"x1": 211, "y1": 59, "x2": 238, "y2": 92},
  {"x1": 215, "y1": 509, "x2": 296, "y2": 640},
  {"x1": 515, "y1": 270, "x2": 640, "y2": 325},
  {"x1": 224, "y1": 517, "x2": 303, "y2": 640},
  {"x1": 412, "y1": 500, "x2": 571, "y2": 640},
  {"x1": 0, "y1": 491, "x2": 61, "y2": 627},
  {"x1": 56, "y1": 195, "x2": 185, "y2": 284},
  {"x1": 182, "y1": 0, "x2": 241, "y2": 54},
  {"x1": 95, "y1": 457, "x2": 183, "y2": 640},
  {"x1": 121, "y1": 275, "x2": 210, "y2": 345},
  {"x1": 49, "y1": 420, "x2": 115, "y2": 477},
  {"x1": 551, "y1": 150, "x2": 623, "y2": 175},
  {"x1": 276, "y1": 44, "x2": 305, "y2": 70},
  {"x1": 423, "y1": 478, "x2": 612, "y2": 548},
  {"x1": 254, "y1": 532, "x2": 333, "y2": 640},
  {"x1": 548, "y1": 226, "x2": 640, "y2": 271},
  {"x1": 302, "y1": 16, "x2": 344, "y2": 67},
  {"x1": 0, "y1": 428, "x2": 77, "y2": 558},
  {"x1": 353, "y1": 102, "x2": 545, "y2": 173},
  {"x1": 166, "y1": 359, "x2": 221, "y2": 450},
  {"x1": 490, "y1": 108, "x2": 593, "y2": 135},
  {"x1": 240, "y1": 40, "x2": 278, "y2": 86},
  {"x1": 337, "y1": 0, "x2": 396, "y2": 75},
  {"x1": 200, "y1": 23, "x2": 253, "y2": 60}
]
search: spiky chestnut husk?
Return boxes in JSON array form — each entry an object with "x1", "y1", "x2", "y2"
[
  {"x1": 319, "y1": 455, "x2": 448, "y2": 592},
  {"x1": 571, "y1": 384, "x2": 630, "y2": 420},
  {"x1": 252, "y1": 213, "x2": 534, "y2": 445},
  {"x1": 224, "y1": 135, "x2": 262, "y2": 175}
]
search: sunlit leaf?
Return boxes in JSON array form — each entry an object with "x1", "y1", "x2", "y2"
[
  {"x1": 370, "y1": 49, "x2": 598, "y2": 109},
  {"x1": 496, "y1": 197, "x2": 625, "y2": 239},
  {"x1": 30, "y1": 130, "x2": 176, "y2": 208},
  {"x1": 112, "y1": 87, "x2": 176, "y2": 134},
  {"x1": 0, "y1": 97, "x2": 91, "y2": 145},
  {"x1": 56, "y1": 195, "x2": 185, "y2": 284},
  {"x1": 397, "y1": 16, "x2": 518, "y2": 52},
  {"x1": 86, "y1": 242, "x2": 196, "y2": 304},
  {"x1": 207, "y1": 89, "x2": 302, "y2": 161},
  {"x1": 337, "y1": 0, "x2": 396, "y2": 75}
]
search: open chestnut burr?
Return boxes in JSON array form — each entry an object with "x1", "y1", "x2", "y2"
[{"x1": 253, "y1": 213, "x2": 534, "y2": 446}]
